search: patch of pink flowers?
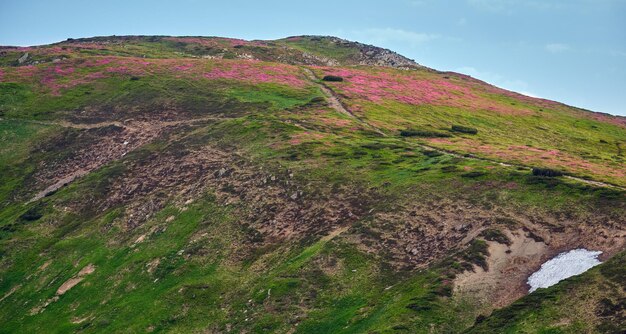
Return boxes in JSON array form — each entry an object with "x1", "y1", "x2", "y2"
[
  {"x1": 204, "y1": 61, "x2": 306, "y2": 87},
  {"x1": 79, "y1": 56, "x2": 152, "y2": 75},
  {"x1": 2, "y1": 56, "x2": 308, "y2": 95},
  {"x1": 1, "y1": 57, "x2": 150, "y2": 94},
  {"x1": 174, "y1": 63, "x2": 194, "y2": 71},
  {"x1": 428, "y1": 138, "x2": 625, "y2": 180},
  {"x1": 94, "y1": 58, "x2": 113, "y2": 66},
  {"x1": 321, "y1": 67, "x2": 472, "y2": 103},
  {"x1": 288, "y1": 132, "x2": 327, "y2": 145},
  {"x1": 54, "y1": 66, "x2": 74, "y2": 75},
  {"x1": 319, "y1": 67, "x2": 535, "y2": 115},
  {"x1": 63, "y1": 42, "x2": 110, "y2": 50}
]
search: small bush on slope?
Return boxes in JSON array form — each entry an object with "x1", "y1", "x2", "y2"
[
  {"x1": 322, "y1": 75, "x2": 344, "y2": 82},
  {"x1": 532, "y1": 167, "x2": 564, "y2": 177},
  {"x1": 451, "y1": 125, "x2": 478, "y2": 134},
  {"x1": 400, "y1": 129, "x2": 452, "y2": 138}
]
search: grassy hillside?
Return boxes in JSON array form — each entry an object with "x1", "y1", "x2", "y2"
[{"x1": 0, "y1": 35, "x2": 624, "y2": 333}]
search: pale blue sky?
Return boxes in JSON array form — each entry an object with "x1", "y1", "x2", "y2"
[{"x1": 1, "y1": 0, "x2": 625, "y2": 116}]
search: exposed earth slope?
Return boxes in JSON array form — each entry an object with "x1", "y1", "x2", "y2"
[{"x1": 0, "y1": 35, "x2": 624, "y2": 333}]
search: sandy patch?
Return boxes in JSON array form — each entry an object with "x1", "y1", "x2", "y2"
[
  {"x1": 56, "y1": 264, "x2": 96, "y2": 295},
  {"x1": 454, "y1": 229, "x2": 548, "y2": 308},
  {"x1": 0, "y1": 285, "x2": 21, "y2": 303}
]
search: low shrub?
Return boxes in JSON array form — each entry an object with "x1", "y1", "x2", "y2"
[
  {"x1": 525, "y1": 175, "x2": 560, "y2": 188},
  {"x1": 361, "y1": 142, "x2": 386, "y2": 150},
  {"x1": 480, "y1": 229, "x2": 512, "y2": 246},
  {"x1": 321, "y1": 151, "x2": 346, "y2": 157},
  {"x1": 322, "y1": 75, "x2": 344, "y2": 82},
  {"x1": 19, "y1": 207, "x2": 43, "y2": 221},
  {"x1": 422, "y1": 150, "x2": 443, "y2": 157},
  {"x1": 461, "y1": 171, "x2": 485, "y2": 178},
  {"x1": 451, "y1": 125, "x2": 478, "y2": 134},
  {"x1": 531, "y1": 168, "x2": 563, "y2": 177},
  {"x1": 460, "y1": 239, "x2": 489, "y2": 271},
  {"x1": 400, "y1": 129, "x2": 451, "y2": 138},
  {"x1": 309, "y1": 96, "x2": 325, "y2": 104},
  {"x1": 494, "y1": 216, "x2": 517, "y2": 226},
  {"x1": 441, "y1": 165, "x2": 458, "y2": 173},
  {"x1": 594, "y1": 188, "x2": 622, "y2": 200},
  {"x1": 406, "y1": 303, "x2": 432, "y2": 312}
]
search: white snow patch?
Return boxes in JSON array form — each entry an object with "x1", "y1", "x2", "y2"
[{"x1": 528, "y1": 249, "x2": 602, "y2": 293}]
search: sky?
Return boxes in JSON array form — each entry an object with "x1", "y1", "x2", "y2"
[{"x1": 1, "y1": 0, "x2": 625, "y2": 116}]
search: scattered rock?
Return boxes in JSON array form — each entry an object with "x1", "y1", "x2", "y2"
[
  {"x1": 17, "y1": 52, "x2": 29, "y2": 64},
  {"x1": 133, "y1": 234, "x2": 146, "y2": 245}
]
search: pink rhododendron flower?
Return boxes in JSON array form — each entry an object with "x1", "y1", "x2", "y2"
[
  {"x1": 54, "y1": 66, "x2": 74, "y2": 75},
  {"x1": 174, "y1": 64, "x2": 194, "y2": 71},
  {"x1": 319, "y1": 67, "x2": 535, "y2": 115},
  {"x1": 94, "y1": 58, "x2": 113, "y2": 66},
  {"x1": 203, "y1": 61, "x2": 305, "y2": 87}
]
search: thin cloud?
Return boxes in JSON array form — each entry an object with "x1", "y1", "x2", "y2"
[
  {"x1": 545, "y1": 43, "x2": 570, "y2": 53},
  {"x1": 609, "y1": 50, "x2": 626, "y2": 57},
  {"x1": 467, "y1": 0, "x2": 564, "y2": 12},
  {"x1": 456, "y1": 66, "x2": 502, "y2": 83},
  {"x1": 406, "y1": 0, "x2": 428, "y2": 6},
  {"x1": 456, "y1": 66, "x2": 533, "y2": 95},
  {"x1": 344, "y1": 28, "x2": 440, "y2": 47},
  {"x1": 520, "y1": 91, "x2": 540, "y2": 98}
]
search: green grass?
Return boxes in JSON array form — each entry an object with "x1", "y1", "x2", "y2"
[
  {"x1": 280, "y1": 36, "x2": 362, "y2": 63},
  {"x1": 0, "y1": 35, "x2": 624, "y2": 333},
  {"x1": 317, "y1": 69, "x2": 626, "y2": 186},
  {"x1": 0, "y1": 119, "x2": 61, "y2": 207}
]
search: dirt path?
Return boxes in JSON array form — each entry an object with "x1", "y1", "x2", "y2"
[
  {"x1": 414, "y1": 144, "x2": 626, "y2": 190},
  {"x1": 29, "y1": 170, "x2": 90, "y2": 203},
  {"x1": 302, "y1": 68, "x2": 386, "y2": 136},
  {"x1": 321, "y1": 225, "x2": 351, "y2": 242},
  {"x1": 2, "y1": 116, "x2": 225, "y2": 130},
  {"x1": 0, "y1": 117, "x2": 129, "y2": 130},
  {"x1": 301, "y1": 67, "x2": 625, "y2": 191}
]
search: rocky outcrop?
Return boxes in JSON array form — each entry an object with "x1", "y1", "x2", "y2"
[{"x1": 287, "y1": 35, "x2": 423, "y2": 69}]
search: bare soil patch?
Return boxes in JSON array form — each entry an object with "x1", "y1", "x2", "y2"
[{"x1": 56, "y1": 263, "x2": 96, "y2": 295}]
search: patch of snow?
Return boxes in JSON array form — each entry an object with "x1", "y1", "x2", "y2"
[{"x1": 528, "y1": 249, "x2": 602, "y2": 293}]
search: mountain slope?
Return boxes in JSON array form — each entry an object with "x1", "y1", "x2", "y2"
[{"x1": 0, "y1": 35, "x2": 624, "y2": 333}]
